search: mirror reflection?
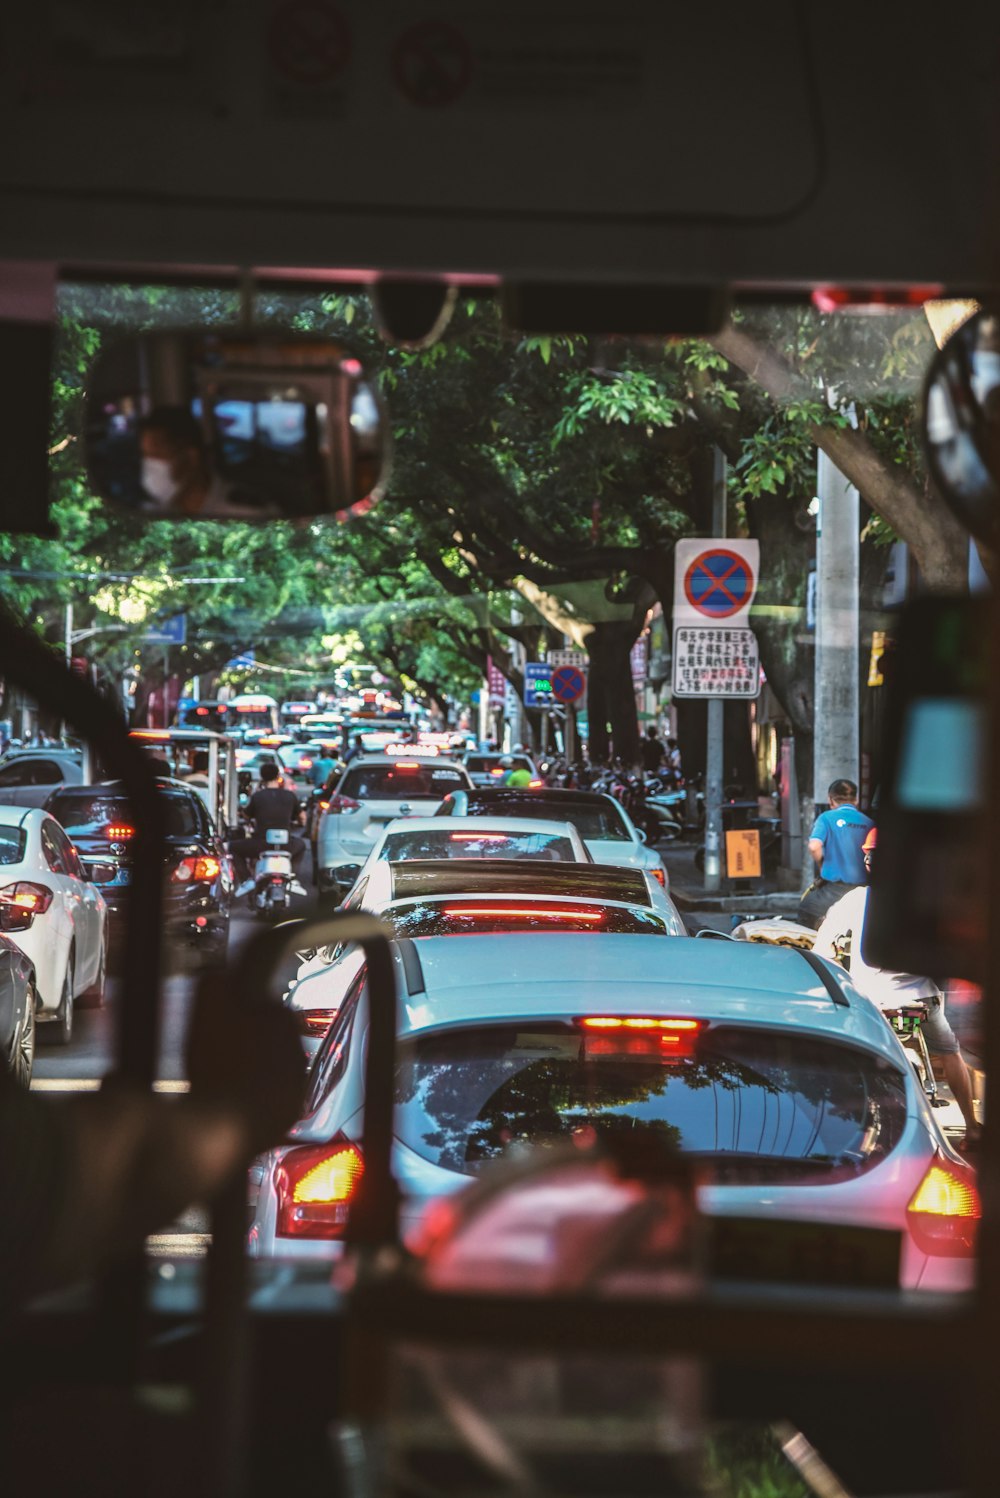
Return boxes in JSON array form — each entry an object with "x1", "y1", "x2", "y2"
[
  {"x1": 84, "y1": 331, "x2": 386, "y2": 521},
  {"x1": 922, "y1": 307, "x2": 1000, "y2": 545}
]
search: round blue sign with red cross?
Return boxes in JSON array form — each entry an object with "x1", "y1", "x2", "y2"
[
  {"x1": 551, "y1": 665, "x2": 586, "y2": 703},
  {"x1": 683, "y1": 548, "x2": 755, "y2": 619}
]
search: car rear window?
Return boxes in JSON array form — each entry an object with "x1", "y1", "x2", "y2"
[
  {"x1": 456, "y1": 795, "x2": 631, "y2": 840},
  {"x1": 395, "y1": 1024, "x2": 907, "y2": 1185},
  {"x1": 381, "y1": 829, "x2": 575, "y2": 862},
  {"x1": 47, "y1": 791, "x2": 201, "y2": 838},
  {"x1": 391, "y1": 862, "x2": 651, "y2": 905},
  {"x1": 0, "y1": 827, "x2": 27, "y2": 864},
  {"x1": 386, "y1": 900, "x2": 667, "y2": 937},
  {"x1": 340, "y1": 765, "x2": 467, "y2": 799}
]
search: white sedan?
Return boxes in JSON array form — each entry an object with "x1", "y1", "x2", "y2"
[{"x1": 0, "y1": 804, "x2": 107, "y2": 1045}]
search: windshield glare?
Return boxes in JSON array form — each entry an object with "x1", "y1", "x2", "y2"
[{"x1": 381, "y1": 829, "x2": 575, "y2": 861}]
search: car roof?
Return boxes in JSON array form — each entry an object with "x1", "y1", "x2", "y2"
[
  {"x1": 392, "y1": 934, "x2": 899, "y2": 1062},
  {"x1": 0, "y1": 804, "x2": 35, "y2": 827},
  {"x1": 3, "y1": 745, "x2": 81, "y2": 759},
  {"x1": 347, "y1": 754, "x2": 467, "y2": 769},
  {"x1": 446, "y1": 786, "x2": 614, "y2": 807},
  {"x1": 47, "y1": 778, "x2": 200, "y2": 800},
  {"x1": 386, "y1": 859, "x2": 652, "y2": 903}
]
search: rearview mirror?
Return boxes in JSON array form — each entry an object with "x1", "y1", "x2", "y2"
[
  {"x1": 921, "y1": 306, "x2": 1000, "y2": 546},
  {"x1": 83, "y1": 330, "x2": 387, "y2": 522}
]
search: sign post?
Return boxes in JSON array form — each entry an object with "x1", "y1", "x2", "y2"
[{"x1": 672, "y1": 463, "x2": 760, "y2": 890}]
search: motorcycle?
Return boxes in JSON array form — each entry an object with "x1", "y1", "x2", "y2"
[{"x1": 248, "y1": 827, "x2": 306, "y2": 920}]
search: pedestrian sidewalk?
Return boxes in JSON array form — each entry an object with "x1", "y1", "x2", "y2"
[{"x1": 660, "y1": 840, "x2": 801, "y2": 918}]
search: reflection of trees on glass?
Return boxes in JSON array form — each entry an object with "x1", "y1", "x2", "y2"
[
  {"x1": 394, "y1": 1026, "x2": 906, "y2": 1180},
  {"x1": 387, "y1": 901, "x2": 666, "y2": 938}
]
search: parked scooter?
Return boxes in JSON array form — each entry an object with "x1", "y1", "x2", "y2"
[{"x1": 248, "y1": 828, "x2": 306, "y2": 920}]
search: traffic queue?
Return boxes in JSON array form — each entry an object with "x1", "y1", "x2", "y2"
[{"x1": 0, "y1": 700, "x2": 980, "y2": 1298}]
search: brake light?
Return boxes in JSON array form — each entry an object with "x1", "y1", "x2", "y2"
[
  {"x1": 577, "y1": 1016, "x2": 704, "y2": 1060},
  {"x1": 528, "y1": 779, "x2": 544, "y2": 788},
  {"x1": 275, "y1": 1142, "x2": 364, "y2": 1239},
  {"x1": 394, "y1": 761, "x2": 420, "y2": 770},
  {"x1": 907, "y1": 1156, "x2": 981, "y2": 1256},
  {"x1": 0, "y1": 881, "x2": 53, "y2": 914},
  {"x1": 318, "y1": 800, "x2": 330, "y2": 811},
  {"x1": 651, "y1": 868, "x2": 666, "y2": 887},
  {"x1": 449, "y1": 832, "x2": 510, "y2": 842},
  {"x1": 195, "y1": 706, "x2": 209, "y2": 715},
  {"x1": 172, "y1": 856, "x2": 222, "y2": 883},
  {"x1": 445, "y1": 905, "x2": 604, "y2": 923},
  {"x1": 490, "y1": 767, "x2": 505, "y2": 777},
  {"x1": 811, "y1": 284, "x2": 942, "y2": 313},
  {"x1": 130, "y1": 730, "x2": 170, "y2": 742},
  {"x1": 300, "y1": 758, "x2": 314, "y2": 769},
  {"x1": 104, "y1": 824, "x2": 136, "y2": 840},
  {"x1": 296, "y1": 1008, "x2": 338, "y2": 1036}
]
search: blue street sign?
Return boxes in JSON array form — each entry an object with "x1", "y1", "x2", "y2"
[
  {"x1": 226, "y1": 649, "x2": 256, "y2": 669},
  {"x1": 524, "y1": 661, "x2": 555, "y2": 707},
  {"x1": 145, "y1": 612, "x2": 187, "y2": 645}
]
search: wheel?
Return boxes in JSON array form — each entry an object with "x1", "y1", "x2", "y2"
[
  {"x1": 50, "y1": 958, "x2": 74, "y2": 1047},
  {"x1": 80, "y1": 939, "x2": 107, "y2": 1008},
  {"x1": 10, "y1": 982, "x2": 36, "y2": 1086}
]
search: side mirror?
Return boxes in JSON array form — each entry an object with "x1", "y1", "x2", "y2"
[
  {"x1": 636, "y1": 827, "x2": 648, "y2": 844},
  {"x1": 921, "y1": 305, "x2": 1000, "y2": 546},
  {"x1": 84, "y1": 862, "x2": 118, "y2": 885},
  {"x1": 83, "y1": 330, "x2": 388, "y2": 523}
]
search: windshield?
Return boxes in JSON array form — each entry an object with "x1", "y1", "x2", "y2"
[
  {"x1": 466, "y1": 756, "x2": 534, "y2": 775},
  {"x1": 46, "y1": 791, "x2": 201, "y2": 839},
  {"x1": 0, "y1": 827, "x2": 27, "y2": 864},
  {"x1": 340, "y1": 765, "x2": 467, "y2": 799},
  {"x1": 458, "y1": 795, "x2": 632, "y2": 840},
  {"x1": 395, "y1": 1025, "x2": 907, "y2": 1183},
  {"x1": 381, "y1": 829, "x2": 576, "y2": 861}
]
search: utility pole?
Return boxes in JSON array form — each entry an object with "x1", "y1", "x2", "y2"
[
  {"x1": 813, "y1": 451, "x2": 859, "y2": 811},
  {"x1": 703, "y1": 448, "x2": 727, "y2": 890}
]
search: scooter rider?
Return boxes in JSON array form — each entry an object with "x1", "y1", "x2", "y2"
[
  {"x1": 813, "y1": 826, "x2": 981, "y2": 1146},
  {"x1": 231, "y1": 761, "x2": 306, "y2": 897}
]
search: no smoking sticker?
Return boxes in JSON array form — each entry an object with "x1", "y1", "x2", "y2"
[
  {"x1": 392, "y1": 20, "x2": 472, "y2": 108},
  {"x1": 266, "y1": 0, "x2": 350, "y2": 118}
]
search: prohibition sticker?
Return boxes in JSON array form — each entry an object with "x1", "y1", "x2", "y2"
[
  {"x1": 268, "y1": 0, "x2": 351, "y2": 86},
  {"x1": 684, "y1": 549, "x2": 755, "y2": 619},
  {"x1": 551, "y1": 665, "x2": 586, "y2": 703},
  {"x1": 392, "y1": 20, "x2": 472, "y2": 108},
  {"x1": 673, "y1": 538, "x2": 759, "y2": 627}
]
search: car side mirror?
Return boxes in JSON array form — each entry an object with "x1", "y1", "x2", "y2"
[
  {"x1": 636, "y1": 827, "x2": 648, "y2": 844},
  {"x1": 84, "y1": 862, "x2": 117, "y2": 885}
]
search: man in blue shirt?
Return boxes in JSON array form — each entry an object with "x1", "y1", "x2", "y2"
[{"x1": 798, "y1": 778, "x2": 874, "y2": 928}]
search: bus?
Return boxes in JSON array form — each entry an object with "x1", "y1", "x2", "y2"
[
  {"x1": 175, "y1": 699, "x2": 228, "y2": 730},
  {"x1": 224, "y1": 694, "x2": 280, "y2": 735}
]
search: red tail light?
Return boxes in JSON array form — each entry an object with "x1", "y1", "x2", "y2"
[
  {"x1": 296, "y1": 1008, "x2": 338, "y2": 1037},
  {"x1": 171, "y1": 856, "x2": 222, "y2": 883},
  {"x1": 445, "y1": 905, "x2": 604, "y2": 923},
  {"x1": 104, "y1": 823, "x2": 136, "y2": 840},
  {"x1": 449, "y1": 832, "x2": 510, "y2": 842},
  {"x1": 651, "y1": 867, "x2": 666, "y2": 887},
  {"x1": 490, "y1": 767, "x2": 505, "y2": 777},
  {"x1": 0, "y1": 880, "x2": 53, "y2": 914},
  {"x1": 577, "y1": 1015, "x2": 704, "y2": 1060},
  {"x1": 907, "y1": 1156, "x2": 981, "y2": 1256},
  {"x1": 328, "y1": 794, "x2": 361, "y2": 814},
  {"x1": 528, "y1": 779, "x2": 544, "y2": 788},
  {"x1": 300, "y1": 758, "x2": 314, "y2": 769},
  {"x1": 275, "y1": 1142, "x2": 364, "y2": 1239}
]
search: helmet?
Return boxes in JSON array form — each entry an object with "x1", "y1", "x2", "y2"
[
  {"x1": 862, "y1": 826, "x2": 878, "y2": 853},
  {"x1": 499, "y1": 755, "x2": 513, "y2": 768}
]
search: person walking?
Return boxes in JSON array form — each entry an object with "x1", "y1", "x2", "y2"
[
  {"x1": 640, "y1": 725, "x2": 665, "y2": 774},
  {"x1": 798, "y1": 778, "x2": 873, "y2": 929}
]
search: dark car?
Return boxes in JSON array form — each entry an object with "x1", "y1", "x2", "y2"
[
  {"x1": 0, "y1": 930, "x2": 37, "y2": 1087},
  {"x1": 44, "y1": 778, "x2": 234, "y2": 969}
]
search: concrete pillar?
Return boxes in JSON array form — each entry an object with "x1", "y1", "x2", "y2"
[{"x1": 813, "y1": 451, "x2": 860, "y2": 805}]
